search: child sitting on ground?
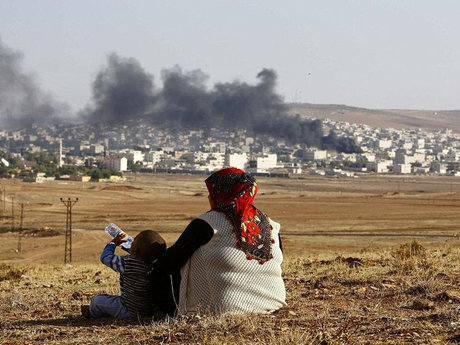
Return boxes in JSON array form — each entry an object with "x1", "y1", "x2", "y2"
[{"x1": 82, "y1": 229, "x2": 166, "y2": 318}]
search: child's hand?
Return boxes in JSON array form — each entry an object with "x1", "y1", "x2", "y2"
[{"x1": 112, "y1": 233, "x2": 127, "y2": 246}]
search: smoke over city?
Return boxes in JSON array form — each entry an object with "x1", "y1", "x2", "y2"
[
  {"x1": 85, "y1": 54, "x2": 155, "y2": 124},
  {"x1": 0, "y1": 39, "x2": 69, "y2": 129},
  {"x1": 87, "y1": 54, "x2": 361, "y2": 153},
  {"x1": 0, "y1": 39, "x2": 360, "y2": 153}
]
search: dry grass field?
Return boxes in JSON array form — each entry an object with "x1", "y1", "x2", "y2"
[{"x1": 1, "y1": 173, "x2": 460, "y2": 344}]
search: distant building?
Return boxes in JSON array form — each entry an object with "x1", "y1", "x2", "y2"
[
  {"x1": 395, "y1": 149, "x2": 414, "y2": 165},
  {"x1": 258, "y1": 154, "x2": 277, "y2": 171},
  {"x1": 248, "y1": 154, "x2": 278, "y2": 173},
  {"x1": 70, "y1": 175, "x2": 91, "y2": 182},
  {"x1": 431, "y1": 161, "x2": 447, "y2": 174},
  {"x1": 205, "y1": 153, "x2": 225, "y2": 170},
  {"x1": 305, "y1": 150, "x2": 327, "y2": 161},
  {"x1": 394, "y1": 164, "x2": 411, "y2": 174},
  {"x1": 361, "y1": 153, "x2": 376, "y2": 163},
  {"x1": 395, "y1": 150, "x2": 425, "y2": 165},
  {"x1": 104, "y1": 156, "x2": 127, "y2": 172},
  {"x1": 378, "y1": 140, "x2": 392, "y2": 150},
  {"x1": 368, "y1": 160, "x2": 393, "y2": 173},
  {"x1": 414, "y1": 166, "x2": 430, "y2": 174},
  {"x1": 58, "y1": 139, "x2": 63, "y2": 168},
  {"x1": 126, "y1": 150, "x2": 144, "y2": 163},
  {"x1": 90, "y1": 144, "x2": 105, "y2": 155},
  {"x1": 285, "y1": 163, "x2": 302, "y2": 174},
  {"x1": 416, "y1": 138, "x2": 425, "y2": 149},
  {"x1": 146, "y1": 150, "x2": 164, "y2": 164},
  {"x1": 402, "y1": 142, "x2": 413, "y2": 150},
  {"x1": 225, "y1": 153, "x2": 247, "y2": 170}
]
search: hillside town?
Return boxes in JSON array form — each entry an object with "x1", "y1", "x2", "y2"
[{"x1": 0, "y1": 117, "x2": 459, "y2": 180}]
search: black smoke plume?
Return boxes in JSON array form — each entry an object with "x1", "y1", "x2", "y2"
[
  {"x1": 0, "y1": 38, "x2": 69, "y2": 129},
  {"x1": 87, "y1": 56, "x2": 361, "y2": 153},
  {"x1": 86, "y1": 54, "x2": 155, "y2": 124},
  {"x1": 86, "y1": 56, "x2": 361, "y2": 153}
]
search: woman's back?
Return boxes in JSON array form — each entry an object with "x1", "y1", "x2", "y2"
[{"x1": 178, "y1": 210, "x2": 286, "y2": 315}]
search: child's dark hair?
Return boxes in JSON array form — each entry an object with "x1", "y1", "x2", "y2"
[{"x1": 133, "y1": 230, "x2": 166, "y2": 264}]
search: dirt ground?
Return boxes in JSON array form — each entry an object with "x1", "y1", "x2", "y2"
[{"x1": 1, "y1": 173, "x2": 460, "y2": 344}]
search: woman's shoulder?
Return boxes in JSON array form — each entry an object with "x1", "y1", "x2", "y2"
[
  {"x1": 197, "y1": 211, "x2": 228, "y2": 233},
  {"x1": 267, "y1": 218, "x2": 281, "y2": 236},
  {"x1": 198, "y1": 210, "x2": 225, "y2": 222},
  {"x1": 268, "y1": 218, "x2": 280, "y2": 229}
]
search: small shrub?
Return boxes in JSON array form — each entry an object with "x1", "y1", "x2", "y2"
[
  {"x1": 392, "y1": 240, "x2": 431, "y2": 274},
  {"x1": 0, "y1": 263, "x2": 24, "y2": 281},
  {"x1": 395, "y1": 240, "x2": 426, "y2": 260}
]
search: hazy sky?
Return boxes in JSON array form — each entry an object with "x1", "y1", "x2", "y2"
[{"x1": 1, "y1": 0, "x2": 459, "y2": 111}]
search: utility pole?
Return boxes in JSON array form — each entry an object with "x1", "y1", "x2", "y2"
[
  {"x1": 10, "y1": 195, "x2": 15, "y2": 231},
  {"x1": 16, "y1": 202, "x2": 25, "y2": 253},
  {"x1": 2, "y1": 186, "x2": 5, "y2": 217},
  {"x1": 60, "y1": 197, "x2": 78, "y2": 264},
  {"x1": 19, "y1": 202, "x2": 24, "y2": 230}
]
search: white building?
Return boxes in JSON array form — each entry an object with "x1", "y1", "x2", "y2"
[
  {"x1": 256, "y1": 154, "x2": 278, "y2": 172},
  {"x1": 104, "y1": 157, "x2": 128, "y2": 172},
  {"x1": 58, "y1": 138, "x2": 63, "y2": 168},
  {"x1": 416, "y1": 138, "x2": 425, "y2": 149},
  {"x1": 286, "y1": 163, "x2": 302, "y2": 174},
  {"x1": 305, "y1": 150, "x2": 327, "y2": 161},
  {"x1": 371, "y1": 160, "x2": 393, "y2": 173},
  {"x1": 245, "y1": 137, "x2": 254, "y2": 145},
  {"x1": 413, "y1": 152, "x2": 426, "y2": 163},
  {"x1": 395, "y1": 150, "x2": 425, "y2": 165},
  {"x1": 378, "y1": 140, "x2": 392, "y2": 150},
  {"x1": 402, "y1": 142, "x2": 413, "y2": 150},
  {"x1": 431, "y1": 162, "x2": 447, "y2": 174},
  {"x1": 225, "y1": 153, "x2": 248, "y2": 170},
  {"x1": 90, "y1": 144, "x2": 105, "y2": 155},
  {"x1": 206, "y1": 153, "x2": 225, "y2": 170},
  {"x1": 362, "y1": 153, "x2": 376, "y2": 163},
  {"x1": 126, "y1": 150, "x2": 144, "y2": 163},
  {"x1": 146, "y1": 150, "x2": 164, "y2": 164},
  {"x1": 395, "y1": 150, "x2": 414, "y2": 165},
  {"x1": 394, "y1": 164, "x2": 412, "y2": 174}
]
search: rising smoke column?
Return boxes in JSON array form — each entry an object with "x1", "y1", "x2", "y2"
[
  {"x1": 213, "y1": 68, "x2": 360, "y2": 152},
  {"x1": 156, "y1": 66, "x2": 214, "y2": 128},
  {"x1": 212, "y1": 69, "x2": 286, "y2": 129},
  {"x1": 0, "y1": 38, "x2": 67, "y2": 129},
  {"x1": 86, "y1": 53, "x2": 156, "y2": 124},
  {"x1": 86, "y1": 54, "x2": 361, "y2": 153},
  {"x1": 212, "y1": 69, "x2": 325, "y2": 148}
]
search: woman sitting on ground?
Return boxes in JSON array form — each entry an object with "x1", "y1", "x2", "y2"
[{"x1": 149, "y1": 167, "x2": 286, "y2": 316}]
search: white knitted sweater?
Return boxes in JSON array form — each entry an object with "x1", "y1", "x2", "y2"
[{"x1": 178, "y1": 210, "x2": 286, "y2": 315}]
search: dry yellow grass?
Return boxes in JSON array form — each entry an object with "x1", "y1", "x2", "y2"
[
  {"x1": 1, "y1": 174, "x2": 460, "y2": 344},
  {"x1": 1, "y1": 243, "x2": 460, "y2": 344}
]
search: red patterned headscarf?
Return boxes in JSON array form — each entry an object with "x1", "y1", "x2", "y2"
[{"x1": 205, "y1": 167, "x2": 274, "y2": 263}]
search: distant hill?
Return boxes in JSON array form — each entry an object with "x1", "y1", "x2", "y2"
[{"x1": 289, "y1": 103, "x2": 460, "y2": 132}]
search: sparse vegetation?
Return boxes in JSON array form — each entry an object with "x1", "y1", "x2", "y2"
[
  {"x1": 0, "y1": 263, "x2": 24, "y2": 281},
  {"x1": 1, "y1": 174, "x2": 460, "y2": 344},
  {"x1": 392, "y1": 240, "x2": 431, "y2": 274},
  {"x1": 1, "y1": 245, "x2": 460, "y2": 344}
]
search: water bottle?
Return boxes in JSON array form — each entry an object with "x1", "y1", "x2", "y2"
[{"x1": 104, "y1": 223, "x2": 134, "y2": 251}]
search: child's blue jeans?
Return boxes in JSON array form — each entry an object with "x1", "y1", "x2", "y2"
[{"x1": 89, "y1": 294, "x2": 132, "y2": 318}]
